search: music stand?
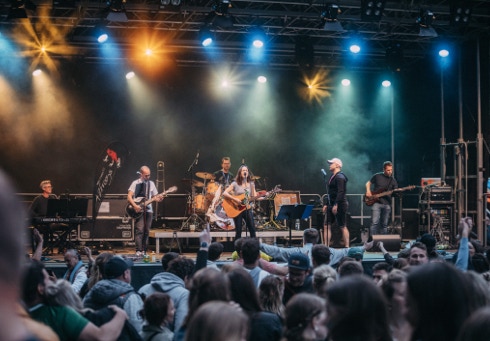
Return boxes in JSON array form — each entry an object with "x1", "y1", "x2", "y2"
[{"x1": 276, "y1": 204, "x2": 314, "y2": 245}]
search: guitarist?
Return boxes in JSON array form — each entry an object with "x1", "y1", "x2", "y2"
[
  {"x1": 222, "y1": 164, "x2": 258, "y2": 240},
  {"x1": 127, "y1": 166, "x2": 163, "y2": 256},
  {"x1": 365, "y1": 161, "x2": 398, "y2": 236}
]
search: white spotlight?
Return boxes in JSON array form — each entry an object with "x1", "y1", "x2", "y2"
[
  {"x1": 126, "y1": 71, "x2": 135, "y2": 79},
  {"x1": 349, "y1": 44, "x2": 361, "y2": 54},
  {"x1": 382, "y1": 80, "x2": 391, "y2": 87},
  {"x1": 439, "y1": 49, "x2": 449, "y2": 57},
  {"x1": 341, "y1": 79, "x2": 351, "y2": 86},
  {"x1": 257, "y1": 75, "x2": 267, "y2": 83},
  {"x1": 32, "y1": 69, "x2": 42, "y2": 77}
]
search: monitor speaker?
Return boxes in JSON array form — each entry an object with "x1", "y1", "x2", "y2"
[{"x1": 372, "y1": 234, "x2": 401, "y2": 252}]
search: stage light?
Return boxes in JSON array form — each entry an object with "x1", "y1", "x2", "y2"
[
  {"x1": 349, "y1": 44, "x2": 361, "y2": 54},
  {"x1": 341, "y1": 79, "x2": 350, "y2": 86},
  {"x1": 322, "y1": 3, "x2": 344, "y2": 32},
  {"x1": 417, "y1": 8, "x2": 437, "y2": 37},
  {"x1": 213, "y1": 0, "x2": 230, "y2": 15},
  {"x1": 382, "y1": 80, "x2": 391, "y2": 87},
  {"x1": 257, "y1": 76, "x2": 267, "y2": 83},
  {"x1": 32, "y1": 68, "x2": 42, "y2": 77},
  {"x1": 106, "y1": 0, "x2": 128, "y2": 22},
  {"x1": 199, "y1": 26, "x2": 214, "y2": 47},
  {"x1": 97, "y1": 33, "x2": 108, "y2": 43},
  {"x1": 450, "y1": 1, "x2": 472, "y2": 26},
  {"x1": 249, "y1": 27, "x2": 266, "y2": 49},
  {"x1": 126, "y1": 71, "x2": 135, "y2": 79},
  {"x1": 361, "y1": 0, "x2": 386, "y2": 21},
  {"x1": 439, "y1": 49, "x2": 449, "y2": 58}
]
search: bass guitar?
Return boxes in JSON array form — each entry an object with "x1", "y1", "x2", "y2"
[
  {"x1": 126, "y1": 186, "x2": 178, "y2": 219},
  {"x1": 222, "y1": 185, "x2": 282, "y2": 218},
  {"x1": 363, "y1": 185, "x2": 416, "y2": 206}
]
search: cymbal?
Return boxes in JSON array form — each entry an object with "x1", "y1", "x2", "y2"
[
  {"x1": 251, "y1": 175, "x2": 261, "y2": 180},
  {"x1": 195, "y1": 172, "x2": 215, "y2": 180},
  {"x1": 181, "y1": 178, "x2": 205, "y2": 187}
]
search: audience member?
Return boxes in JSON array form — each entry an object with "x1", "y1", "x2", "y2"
[
  {"x1": 16, "y1": 301, "x2": 60, "y2": 341},
  {"x1": 337, "y1": 260, "x2": 364, "y2": 278},
  {"x1": 311, "y1": 244, "x2": 331, "y2": 268},
  {"x1": 406, "y1": 262, "x2": 478, "y2": 341},
  {"x1": 282, "y1": 293, "x2": 327, "y2": 341},
  {"x1": 207, "y1": 242, "x2": 224, "y2": 270},
  {"x1": 241, "y1": 237, "x2": 271, "y2": 287},
  {"x1": 80, "y1": 252, "x2": 114, "y2": 299},
  {"x1": 139, "y1": 293, "x2": 174, "y2": 341},
  {"x1": 227, "y1": 267, "x2": 282, "y2": 341},
  {"x1": 62, "y1": 249, "x2": 88, "y2": 295},
  {"x1": 312, "y1": 264, "x2": 337, "y2": 299},
  {"x1": 408, "y1": 242, "x2": 429, "y2": 266},
  {"x1": 185, "y1": 301, "x2": 248, "y2": 341},
  {"x1": 83, "y1": 256, "x2": 144, "y2": 332},
  {"x1": 161, "y1": 252, "x2": 180, "y2": 272},
  {"x1": 258, "y1": 275, "x2": 285, "y2": 320},
  {"x1": 392, "y1": 257, "x2": 409, "y2": 271},
  {"x1": 372, "y1": 261, "x2": 391, "y2": 284},
  {"x1": 174, "y1": 268, "x2": 230, "y2": 341},
  {"x1": 380, "y1": 269, "x2": 412, "y2": 341},
  {"x1": 22, "y1": 259, "x2": 127, "y2": 341},
  {"x1": 138, "y1": 257, "x2": 194, "y2": 333},
  {"x1": 0, "y1": 170, "x2": 58, "y2": 341},
  {"x1": 325, "y1": 275, "x2": 392, "y2": 341},
  {"x1": 283, "y1": 252, "x2": 314, "y2": 304},
  {"x1": 456, "y1": 306, "x2": 490, "y2": 341},
  {"x1": 419, "y1": 233, "x2": 445, "y2": 262}
]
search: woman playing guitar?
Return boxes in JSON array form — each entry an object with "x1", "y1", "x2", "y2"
[{"x1": 222, "y1": 164, "x2": 258, "y2": 240}]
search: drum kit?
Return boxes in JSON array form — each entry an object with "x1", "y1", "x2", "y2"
[{"x1": 180, "y1": 171, "x2": 272, "y2": 230}]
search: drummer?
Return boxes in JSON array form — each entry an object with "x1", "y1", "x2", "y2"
[{"x1": 213, "y1": 157, "x2": 234, "y2": 188}]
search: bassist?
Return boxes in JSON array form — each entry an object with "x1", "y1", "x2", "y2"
[
  {"x1": 365, "y1": 161, "x2": 398, "y2": 236},
  {"x1": 127, "y1": 165, "x2": 163, "y2": 256},
  {"x1": 222, "y1": 164, "x2": 258, "y2": 240}
]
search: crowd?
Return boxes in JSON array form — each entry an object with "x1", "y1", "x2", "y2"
[{"x1": 2, "y1": 168, "x2": 490, "y2": 341}]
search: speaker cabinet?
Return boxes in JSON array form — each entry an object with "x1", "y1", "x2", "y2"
[
  {"x1": 78, "y1": 217, "x2": 134, "y2": 241},
  {"x1": 372, "y1": 234, "x2": 401, "y2": 252}
]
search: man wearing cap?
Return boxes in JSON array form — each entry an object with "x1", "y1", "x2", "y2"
[
  {"x1": 365, "y1": 161, "x2": 398, "y2": 236},
  {"x1": 83, "y1": 256, "x2": 144, "y2": 332},
  {"x1": 283, "y1": 252, "x2": 314, "y2": 304},
  {"x1": 323, "y1": 157, "x2": 350, "y2": 247}
]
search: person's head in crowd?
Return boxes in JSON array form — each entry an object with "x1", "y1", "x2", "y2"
[
  {"x1": 240, "y1": 237, "x2": 261, "y2": 267},
  {"x1": 347, "y1": 248, "x2": 364, "y2": 262},
  {"x1": 287, "y1": 252, "x2": 311, "y2": 288},
  {"x1": 139, "y1": 292, "x2": 175, "y2": 328},
  {"x1": 336, "y1": 256, "x2": 356, "y2": 270},
  {"x1": 312, "y1": 264, "x2": 337, "y2": 298},
  {"x1": 463, "y1": 270, "x2": 490, "y2": 307},
  {"x1": 326, "y1": 275, "x2": 392, "y2": 341},
  {"x1": 182, "y1": 268, "x2": 230, "y2": 329},
  {"x1": 303, "y1": 228, "x2": 319, "y2": 244},
  {"x1": 392, "y1": 257, "x2": 410, "y2": 271},
  {"x1": 408, "y1": 242, "x2": 428, "y2": 266},
  {"x1": 22, "y1": 260, "x2": 51, "y2": 307},
  {"x1": 397, "y1": 247, "x2": 411, "y2": 259},
  {"x1": 161, "y1": 252, "x2": 180, "y2": 271},
  {"x1": 372, "y1": 262, "x2": 391, "y2": 284},
  {"x1": 185, "y1": 301, "x2": 248, "y2": 341},
  {"x1": 338, "y1": 261, "x2": 364, "y2": 278},
  {"x1": 103, "y1": 256, "x2": 133, "y2": 283},
  {"x1": 471, "y1": 253, "x2": 490, "y2": 273},
  {"x1": 87, "y1": 252, "x2": 114, "y2": 291},
  {"x1": 220, "y1": 262, "x2": 242, "y2": 274},
  {"x1": 419, "y1": 233, "x2": 438, "y2": 257},
  {"x1": 456, "y1": 306, "x2": 490, "y2": 341},
  {"x1": 226, "y1": 267, "x2": 262, "y2": 315},
  {"x1": 208, "y1": 242, "x2": 224, "y2": 262},
  {"x1": 283, "y1": 293, "x2": 327, "y2": 341},
  {"x1": 380, "y1": 269, "x2": 408, "y2": 319},
  {"x1": 259, "y1": 275, "x2": 285, "y2": 318},
  {"x1": 233, "y1": 238, "x2": 244, "y2": 259},
  {"x1": 45, "y1": 279, "x2": 84, "y2": 312},
  {"x1": 406, "y1": 262, "x2": 477, "y2": 341},
  {"x1": 63, "y1": 249, "x2": 81, "y2": 270},
  {"x1": 167, "y1": 257, "x2": 195, "y2": 285},
  {"x1": 311, "y1": 244, "x2": 331, "y2": 267}
]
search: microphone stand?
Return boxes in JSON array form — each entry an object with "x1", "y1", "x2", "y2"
[{"x1": 181, "y1": 154, "x2": 205, "y2": 231}]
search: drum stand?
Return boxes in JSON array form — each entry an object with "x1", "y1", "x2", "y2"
[{"x1": 181, "y1": 186, "x2": 205, "y2": 231}]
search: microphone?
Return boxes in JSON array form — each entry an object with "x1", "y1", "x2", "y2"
[
  {"x1": 195, "y1": 150, "x2": 199, "y2": 165},
  {"x1": 241, "y1": 158, "x2": 245, "y2": 165},
  {"x1": 321, "y1": 169, "x2": 327, "y2": 176}
]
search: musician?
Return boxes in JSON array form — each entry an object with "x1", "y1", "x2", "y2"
[
  {"x1": 365, "y1": 161, "x2": 398, "y2": 235},
  {"x1": 322, "y1": 158, "x2": 350, "y2": 247},
  {"x1": 128, "y1": 166, "x2": 163, "y2": 256},
  {"x1": 222, "y1": 164, "x2": 257, "y2": 239},
  {"x1": 29, "y1": 180, "x2": 58, "y2": 218},
  {"x1": 213, "y1": 157, "x2": 234, "y2": 188}
]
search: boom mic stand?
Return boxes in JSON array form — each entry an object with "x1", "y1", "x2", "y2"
[{"x1": 181, "y1": 152, "x2": 205, "y2": 231}]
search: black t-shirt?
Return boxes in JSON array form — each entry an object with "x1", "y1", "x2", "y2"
[{"x1": 369, "y1": 173, "x2": 398, "y2": 205}]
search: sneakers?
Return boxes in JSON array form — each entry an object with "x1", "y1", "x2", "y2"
[{"x1": 135, "y1": 251, "x2": 143, "y2": 257}]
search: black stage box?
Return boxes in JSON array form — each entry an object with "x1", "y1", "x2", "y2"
[
  {"x1": 78, "y1": 217, "x2": 134, "y2": 241},
  {"x1": 372, "y1": 234, "x2": 401, "y2": 252},
  {"x1": 402, "y1": 209, "x2": 420, "y2": 240}
]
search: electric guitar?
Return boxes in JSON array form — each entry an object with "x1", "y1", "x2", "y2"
[
  {"x1": 126, "y1": 186, "x2": 178, "y2": 218},
  {"x1": 222, "y1": 185, "x2": 282, "y2": 218},
  {"x1": 363, "y1": 185, "x2": 416, "y2": 206}
]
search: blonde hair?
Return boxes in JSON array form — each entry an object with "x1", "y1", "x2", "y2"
[{"x1": 40, "y1": 180, "x2": 51, "y2": 189}]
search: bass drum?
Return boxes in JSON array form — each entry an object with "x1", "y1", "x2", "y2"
[{"x1": 193, "y1": 194, "x2": 208, "y2": 214}]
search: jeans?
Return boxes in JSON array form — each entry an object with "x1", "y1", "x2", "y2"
[
  {"x1": 135, "y1": 211, "x2": 153, "y2": 252},
  {"x1": 370, "y1": 202, "x2": 391, "y2": 235}
]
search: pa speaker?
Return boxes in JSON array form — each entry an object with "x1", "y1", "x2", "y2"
[{"x1": 372, "y1": 234, "x2": 401, "y2": 252}]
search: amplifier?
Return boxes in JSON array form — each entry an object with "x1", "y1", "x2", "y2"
[
  {"x1": 420, "y1": 186, "x2": 453, "y2": 202},
  {"x1": 78, "y1": 217, "x2": 134, "y2": 241}
]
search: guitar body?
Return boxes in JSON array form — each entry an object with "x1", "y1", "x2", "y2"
[
  {"x1": 222, "y1": 194, "x2": 249, "y2": 218},
  {"x1": 126, "y1": 186, "x2": 178, "y2": 219}
]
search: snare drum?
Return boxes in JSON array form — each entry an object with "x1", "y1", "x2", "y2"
[{"x1": 194, "y1": 194, "x2": 208, "y2": 213}]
